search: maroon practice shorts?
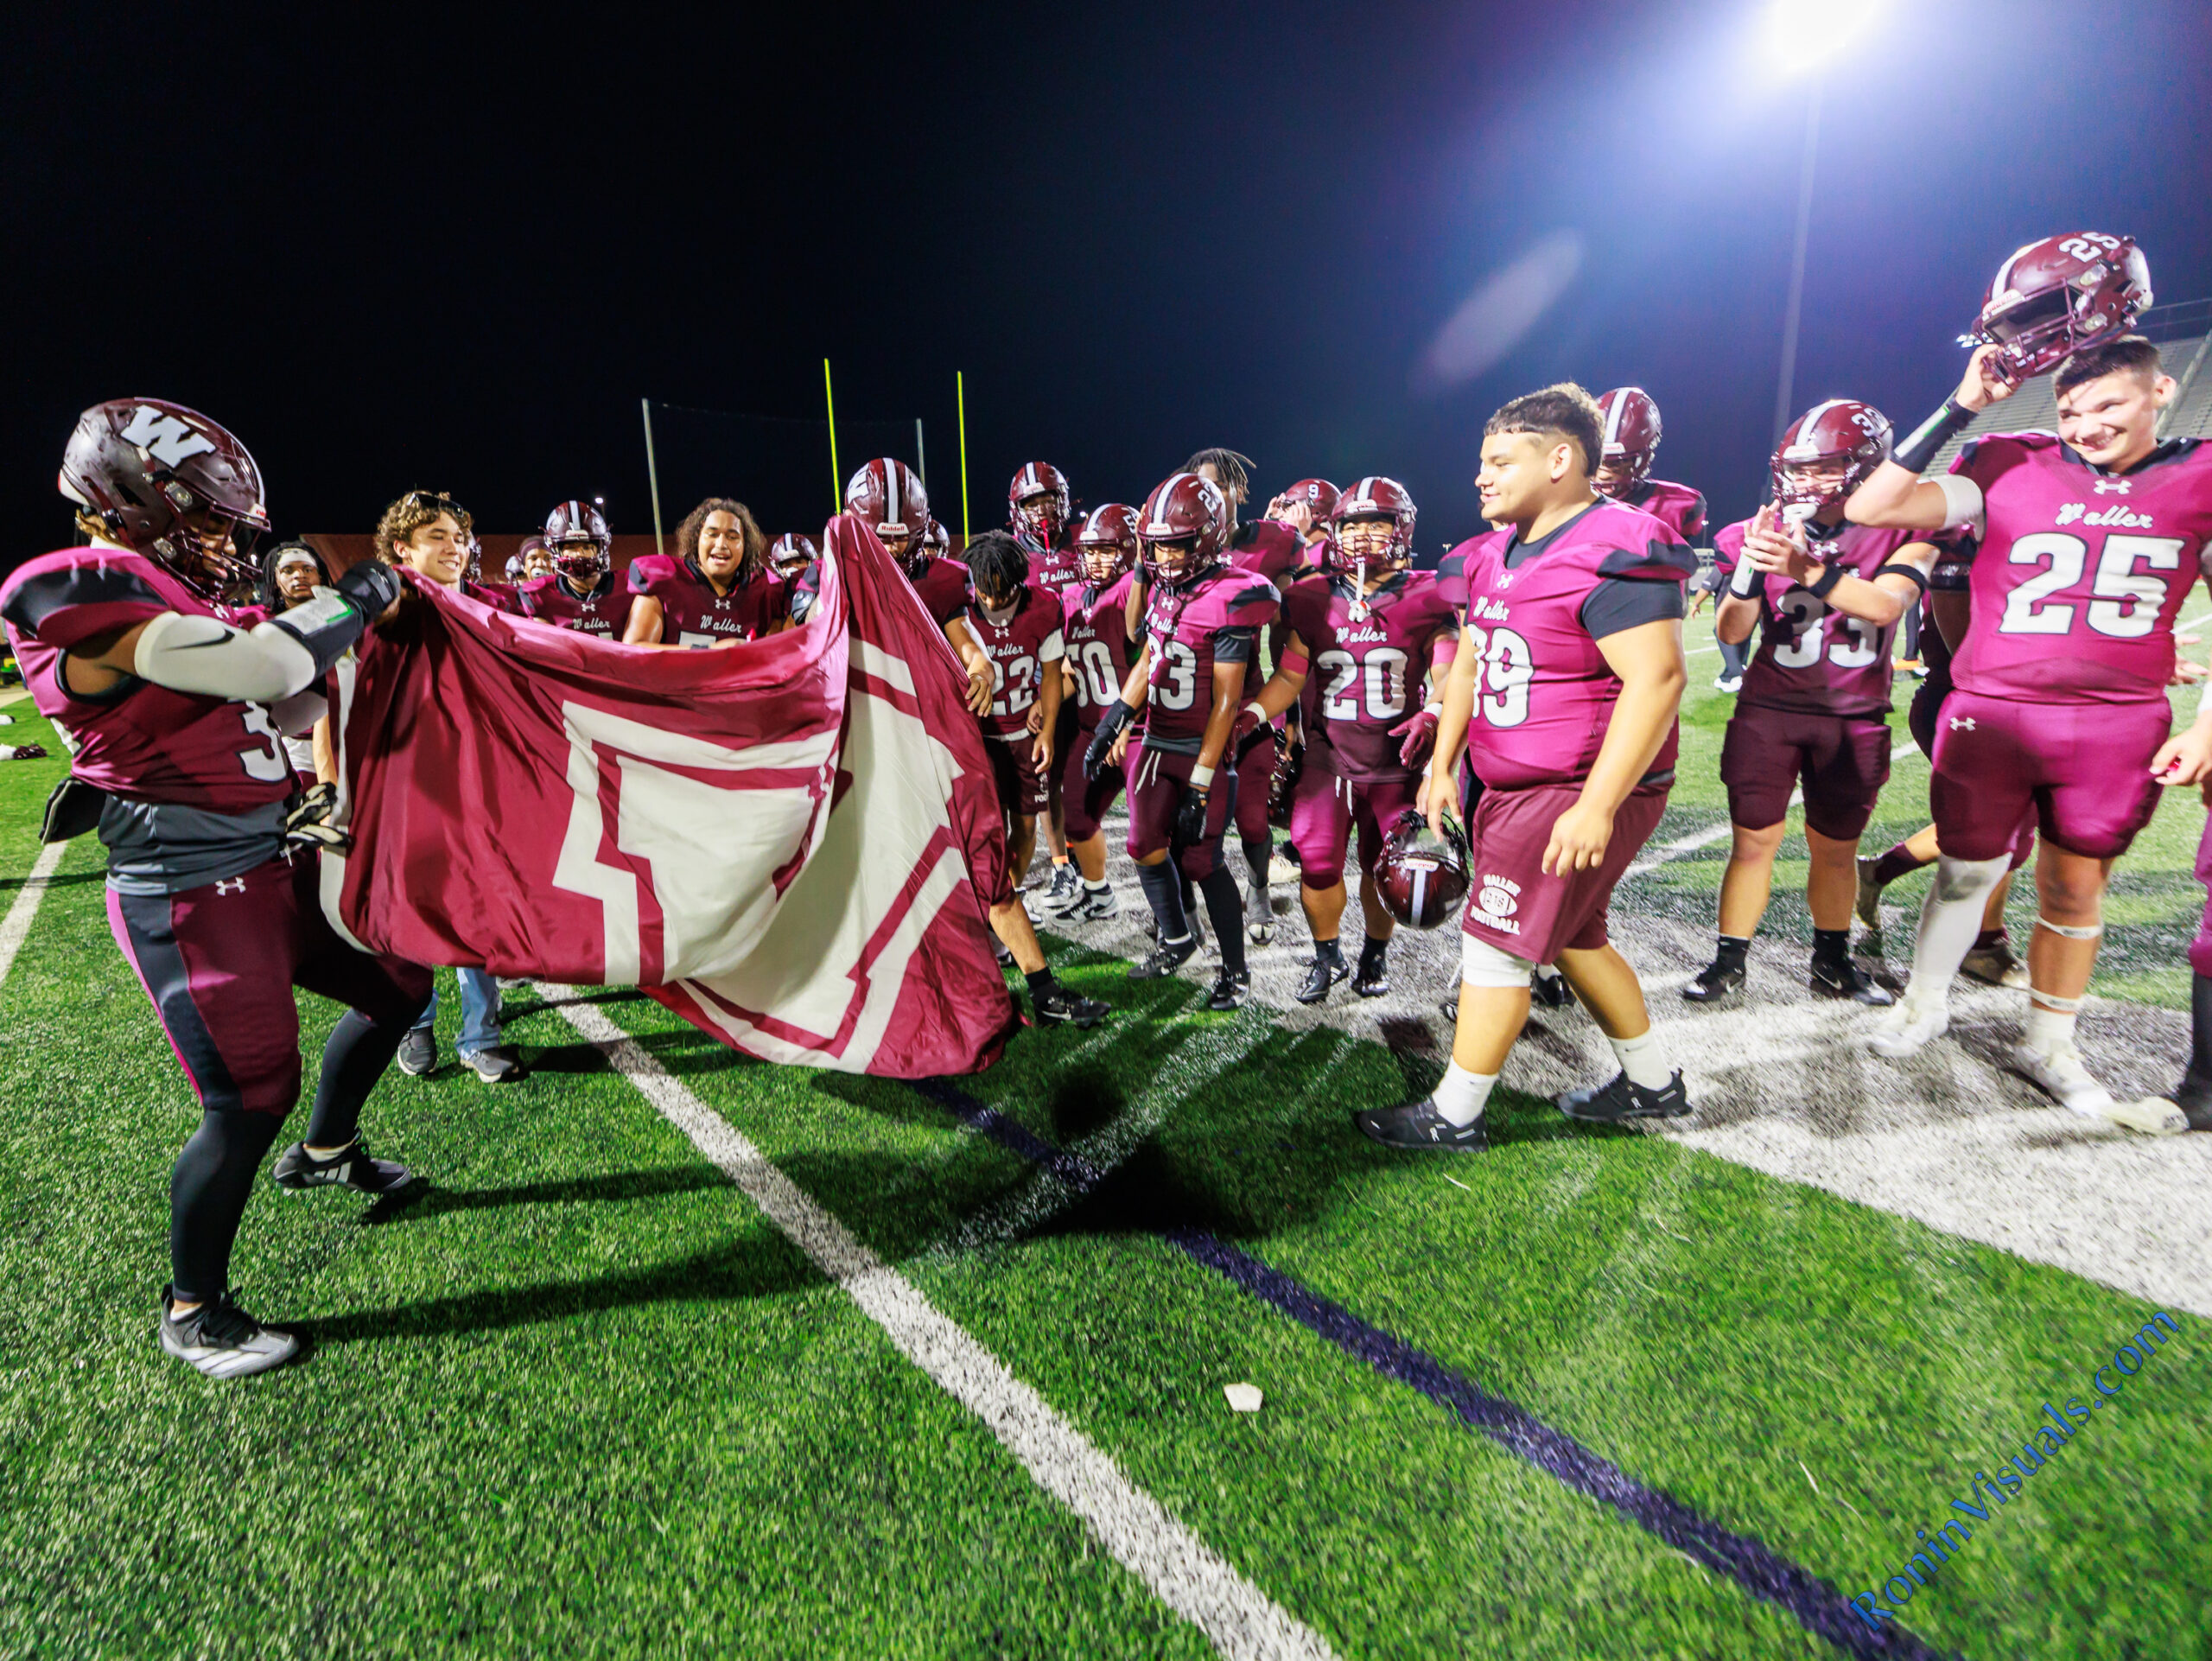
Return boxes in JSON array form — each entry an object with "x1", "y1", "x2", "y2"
[
  {"x1": 1058, "y1": 722, "x2": 1128, "y2": 843},
  {"x1": 1461, "y1": 780, "x2": 1670, "y2": 964},
  {"x1": 106, "y1": 855, "x2": 432, "y2": 1117},
  {"x1": 1287, "y1": 761, "x2": 1421, "y2": 892},
  {"x1": 983, "y1": 734, "x2": 1052, "y2": 820},
  {"x1": 1930, "y1": 690, "x2": 2168, "y2": 862},
  {"x1": 1126, "y1": 742, "x2": 1239, "y2": 881},
  {"x1": 1720, "y1": 703, "x2": 1891, "y2": 841}
]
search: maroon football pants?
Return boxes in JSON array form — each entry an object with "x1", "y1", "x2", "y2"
[{"x1": 107, "y1": 855, "x2": 431, "y2": 1117}]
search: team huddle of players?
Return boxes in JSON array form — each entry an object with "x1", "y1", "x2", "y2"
[{"x1": 5, "y1": 225, "x2": 2210, "y2": 1381}]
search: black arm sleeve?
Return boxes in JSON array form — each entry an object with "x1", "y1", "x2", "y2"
[
  {"x1": 1210, "y1": 626, "x2": 1257, "y2": 664},
  {"x1": 1579, "y1": 576, "x2": 1686, "y2": 640}
]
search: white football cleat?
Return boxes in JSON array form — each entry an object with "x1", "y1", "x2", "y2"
[
  {"x1": 1867, "y1": 998, "x2": 1948, "y2": 1058},
  {"x1": 2011, "y1": 1041, "x2": 2116, "y2": 1117},
  {"x1": 2098, "y1": 1097, "x2": 2191, "y2": 1136}
]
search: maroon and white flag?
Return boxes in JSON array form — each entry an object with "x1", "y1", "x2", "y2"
[{"x1": 322, "y1": 515, "x2": 1016, "y2": 1076}]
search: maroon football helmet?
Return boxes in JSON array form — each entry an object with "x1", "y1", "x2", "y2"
[
  {"x1": 544, "y1": 500, "x2": 611, "y2": 582},
  {"x1": 1073, "y1": 503, "x2": 1139, "y2": 586},
  {"x1": 1008, "y1": 461, "x2": 1071, "y2": 555},
  {"x1": 1971, "y1": 232, "x2": 2152, "y2": 385},
  {"x1": 1268, "y1": 727, "x2": 1305, "y2": 831},
  {"x1": 1594, "y1": 388, "x2": 1662, "y2": 493},
  {"x1": 1375, "y1": 809, "x2": 1471, "y2": 930},
  {"x1": 922, "y1": 518, "x2": 951, "y2": 557},
  {"x1": 515, "y1": 535, "x2": 555, "y2": 581},
  {"x1": 844, "y1": 458, "x2": 929, "y2": 558},
  {"x1": 1136, "y1": 472, "x2": 1230, "y2": 585},
  {"x1": 1277, "y1": 477, "x2": 1339, "y2": 524},
  {"x1": 769, "y1": 531, "x2": 817, "y2": 579},
  {"x1": 1327, "y1": 475, "x2": 1418, "y2": 578},
  {"x1": 1771, "y1": 399, "x2": 1892, "y2": 518},
  {"x1": 59, "y1": 398, "x2": 270, "y2": 601}
]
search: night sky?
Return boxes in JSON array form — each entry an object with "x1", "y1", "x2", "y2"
[{"x1": 8, "y1": 0, "x2": 2208, "y2": 567}]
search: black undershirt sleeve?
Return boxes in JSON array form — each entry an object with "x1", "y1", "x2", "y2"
[{"x1": 1579, "y1": 576, "x2": 1686, "y2": 640}]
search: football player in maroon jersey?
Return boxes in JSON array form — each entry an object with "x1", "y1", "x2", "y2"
[
  {"x1": 1050, "y1": 504, "x2": 1142, "y2": 923},
  {"x1": 1, "y1": 399, "x2": 430, "y2": 1377},
  {"x1": 1688, "y1": 402, "x2": 1944, "y2": 1009},
  {"x1": 769, "y1": 531, "x2": 817, "y2": 582},
  {"x1": 516, "y1": 535, "x2": 555, "y2": 582},
  {"x1": 1182, "y1": 448, "x2": 1319, "y2": 939},
  {"x1": 962, "y1": 530, "x2": 1067, "y2": 907},
  {"x1": 623, "y1": 497, "x2": 788, "y2": 648},
  {"x1": 1243, "y1": 478, "x2": 1459, "y2": 1002},
  {"x1": 1085, "y1": 471, "x2": 1281, "y2": 1009},
  {"x1": 1847, "y1": 232, "x2": 2208, "y2": 1118},
  {"x1": 1369, "y1": 385, "x2": 1694, "y2": 1150},
  {"x1": 1008, "y1": 465, "x2": 1087, "y2": 911},
  {"x1": 519, "y1": 499, "x2": 639, "y2": 638},
  {"x1": 1592, "y1": 389, "x2": 1727, "y2": 689}
]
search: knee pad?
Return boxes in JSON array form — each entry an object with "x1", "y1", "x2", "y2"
[
  {"x1": 1461, "y1": 935, "x2": 1534, "y2": 990},
  {"x1": 1931, "y1": 853, "x2": 2009, "y2": 905}
]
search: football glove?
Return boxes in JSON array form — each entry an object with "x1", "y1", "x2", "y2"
[
  {"x1": 1084, "y1": 699, "x2": 1135, "y2": 780},
  {"x1": 3, "y1": 742, "x2": 48, "y2": 761},
  {"x1": 1175, "y1": 780, "x2": 1211, "y2": 844},
  {"x1": 334, "y1": 557, "x2": 406, "y2": 620},
  {"x1": 284, "y1": 781, "x2": 351, "y2": 853},
  {"x1": 1390, "y1": 707, "x2": 1440, "y2": 770}
]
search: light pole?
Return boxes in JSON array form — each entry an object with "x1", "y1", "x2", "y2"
[
  {"x1": 1772, "y1": 81, "x2": 1821, "y2": 442},
  {"x1": 1764, "y1": 0, "x2": 1880, "y2": 438}
]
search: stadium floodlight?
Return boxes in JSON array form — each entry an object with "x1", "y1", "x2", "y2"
[{"x1": 1766, "y1": 0, "x2": 1881, "y2": 75}]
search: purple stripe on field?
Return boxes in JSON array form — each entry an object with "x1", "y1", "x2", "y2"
[{"x1": 921, "y1": 1078, "x2": 1956, "y2": 1661}]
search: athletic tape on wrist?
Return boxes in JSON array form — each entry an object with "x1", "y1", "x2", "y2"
[{"x1": 1188, "y1": 763, "x2": 1215, "y2": 789}]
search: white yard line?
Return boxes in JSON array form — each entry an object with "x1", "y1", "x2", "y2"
[
  {"x1": 0, "y1": 842, "x2": 68, "y2": 996},
  {"x1": 550, "y1": 990, "x2": 1337, "y2": 1661}
]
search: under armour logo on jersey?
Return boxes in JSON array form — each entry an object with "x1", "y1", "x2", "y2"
[
  {"x1": 1949, "y1": 716, "x2": 1975, "y2": 732},
  {"x1": 2092, "y1": 477, "x2": 2133, "y2": 495},
  {"x1": 119, "y1": 404, "x2": 217, "y2": 468},
  {"x1": 215, "y1": 877, "x2": 247, "y2": 894}
]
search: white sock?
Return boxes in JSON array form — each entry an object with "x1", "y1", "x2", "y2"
[
  {"x1": 1084, "y1": 878, "x2": 1110, "y2": 894},
  {"x1": 1534, "y1": 964, "x2": 1563, "y2": 983},
  {"x1": 1904, "y1": 855, "x2": 2009, "y2": 1010},
  {"x1": 1608, "y1": 1028, "x2": 1674, "y2": 1091},
  {"x1": 1433, "y1": 1061, "x2": 1497, "y2": 1127},
  {"x1": 2024, "y1": 1002, "x2": 2077, "y2": 1054}
]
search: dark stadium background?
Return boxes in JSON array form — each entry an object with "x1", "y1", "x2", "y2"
[{"x1": 4, "y1": 1, "x2": 2208, "y2": 567}]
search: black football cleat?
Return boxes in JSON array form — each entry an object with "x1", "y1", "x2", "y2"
[
  {"x1": 1206, "y1": 969, "x2": 1251, "y2": 1011},
  {"x1": 272, "y1": 1136, "x2": 415, "y2": 1198},
  {"x1": 1681, "y1": 958, "x2": 1745, "y2": 1004},
  {"x1": 1353, "y1": 950, "x2": 1390, "y2": 999},
  {"x1": 1032, "y1": 980, "x2": 1109, "y2": 1028},
  {"x1": 1353, "y1": 1098, "x2": 1488, "y2": 1152},
  {"x1": 1809, "y1": 955, "x2": 1893, "y2": 1005},
  {"x1": 2171, "y1": 1068, "x2": 2212, "y2": 1132},
  {"x1": 160, "y1": 1286, "x2": 299, "y2": 1380},
  {"x1": 1557, "y1": 1070, "x2": 1692, "y2": 1124},
  {"x1": 1128, "y1": 933, "x2": 1198, "y2": 981},
  {"x1": 1298, "y1": 956, "x2": 1350, "y2": 1005},
  {"x1": 1531, "y1": 967, "x2": 1573, "y2": 1009}
]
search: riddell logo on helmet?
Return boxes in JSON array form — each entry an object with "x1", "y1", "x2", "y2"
[{"x1": 2055, "y1": 503, "x2": 2154, "y2": 529}]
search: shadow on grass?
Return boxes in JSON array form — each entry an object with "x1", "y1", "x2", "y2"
[
  {"x1": 0, "y1": 870, "x2": 102, "y2": 894},
  {"x1": 299, "y1": 1233, "x2": 817, "y2": 1347},
  {"x1": 361, "y1": 1165, "x2": 734, "y2": 1226}
]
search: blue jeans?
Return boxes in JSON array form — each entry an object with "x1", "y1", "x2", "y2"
[{"x1": 409, "y1": 967, "x2": 502, "y2": 1059}]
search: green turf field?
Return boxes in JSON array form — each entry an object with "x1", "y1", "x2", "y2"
[{"x1": 2, "y1": 641, "x2": 2207, "y2": 1659}]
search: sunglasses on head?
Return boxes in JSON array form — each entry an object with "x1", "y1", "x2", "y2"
[{"x1": 404, "y1": 489, "x2": 469, "y2": 523}]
